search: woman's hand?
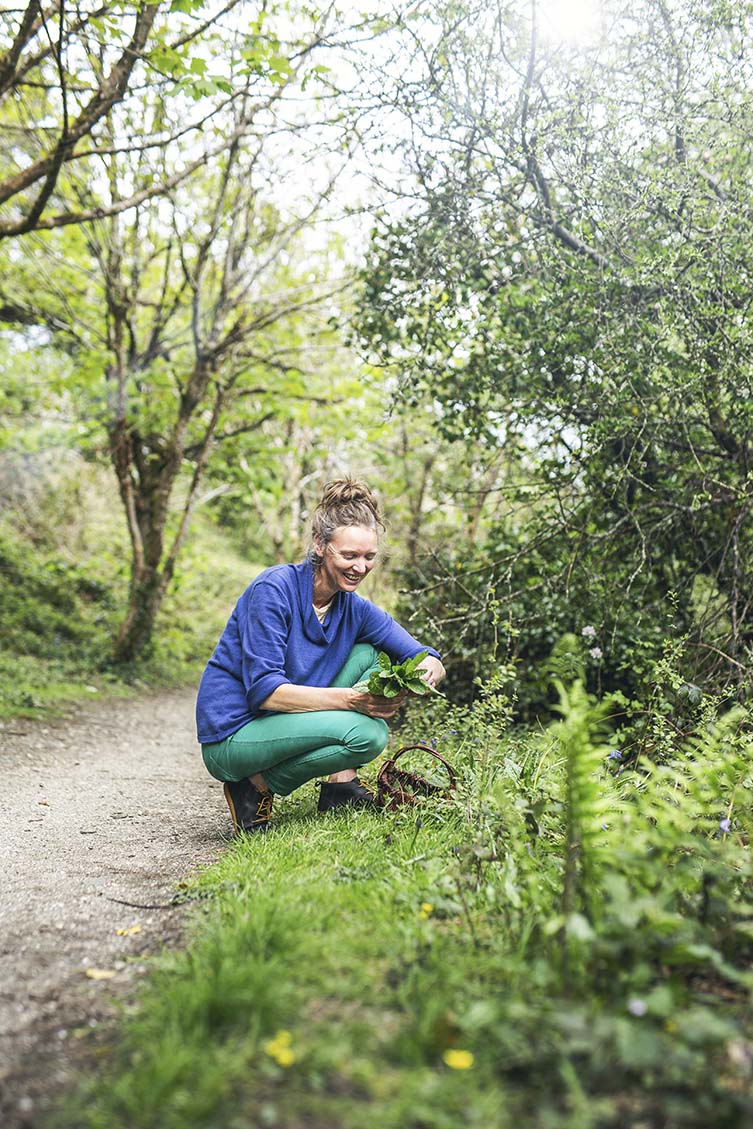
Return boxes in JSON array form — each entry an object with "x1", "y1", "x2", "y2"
[
  {"x1": 348, "y1": 689, "x2": 407, "y2": 720},
  {"x1": 416, "y1": 655, "x2": 446, "y2": 690}
]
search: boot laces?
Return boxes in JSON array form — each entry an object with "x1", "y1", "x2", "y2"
[{"x1": 254, "y1": 792, "x2": 273, "y2": 823}]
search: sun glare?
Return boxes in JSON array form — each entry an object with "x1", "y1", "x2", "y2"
[{"x1": 538, "y1": 0, "x2": 601, "y2": 44}]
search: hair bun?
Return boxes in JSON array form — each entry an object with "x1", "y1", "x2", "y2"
[{"x1": 320, "y1": 478, "x2": 379, "y2": 512}]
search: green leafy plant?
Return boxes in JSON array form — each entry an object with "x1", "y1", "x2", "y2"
[{"x1": 354, "y1": 650, "x2": 440, "y2": 697}]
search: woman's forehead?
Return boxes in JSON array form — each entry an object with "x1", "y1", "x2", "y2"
[{"x1": 330, "y1": 524, "x2": 378, "y2": 552}]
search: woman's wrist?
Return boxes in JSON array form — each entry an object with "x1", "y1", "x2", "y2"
[{"x1": 341, "y1": 687, "x2": 361, "y2": 711}]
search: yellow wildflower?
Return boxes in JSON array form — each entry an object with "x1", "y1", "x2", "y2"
[
  {"x1": 263, "y1": 1029, "x2": 296, "y2": 1067},
  {"x1": 443, "y1": 1048, "x2": 474, "y2": 1070},
  {"x1": 420, "y1": 902, "x2": 434, "y2": 919}
]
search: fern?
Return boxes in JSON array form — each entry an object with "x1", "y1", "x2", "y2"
[
  {"x1": 551, "y1": 679, "x2": 619, "y2": 924},
  {"x1": 630, "y1": 708, "x2": 752, "y2": 846}
]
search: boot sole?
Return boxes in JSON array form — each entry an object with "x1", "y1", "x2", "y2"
[{"x1": 223, "y1": 782, "x2": 240, "y2": 833}]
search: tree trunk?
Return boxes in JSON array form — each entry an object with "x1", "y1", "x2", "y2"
[
  {"x1": 112, "y1": 566, "x2": 168, "y2": 664},
  {"x1": 107, "y1": 379, "x2": 225, "y2": 665}
]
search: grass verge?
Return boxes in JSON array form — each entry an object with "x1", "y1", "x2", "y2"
[
  {"x1": 56, "y1": 793, "x2": 511, "y2": 1129},
  {"x1": 52, "y1": 692, "x2": 753, "y2": 1129}
]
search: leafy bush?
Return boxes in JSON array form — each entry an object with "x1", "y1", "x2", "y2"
[
  {"x1": 395, "y1": 523, "x2": 738, "y2": 740},
  {"x1": 0, "y1": 522, "x2": 120, "y2": 660}
]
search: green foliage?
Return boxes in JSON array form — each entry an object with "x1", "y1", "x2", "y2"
[
  {"x1": 53, "y1": 676, "x2": 753, "y2": 1128},
  {"x1": 550, "y1": 680, "x2": 618, "y2": 926},
  {"x1": 0, "y1": 518, "x2": 121, "y2": 716},
  {"x1": 0, "y1": 462, "x2": 256, "y2": 718},
  {"x1": 395, "y1": 513, "x2": 728, "y2": 728},
  {"x1": 354, "y1": 650, "x2": 439, "y2": 697},
  {"x1": 356, "y1": 0, "x2": 753, "y2": 702}
]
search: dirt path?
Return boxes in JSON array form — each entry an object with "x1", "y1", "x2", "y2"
[{"x1": 0, "y1": 687, "x2": 227, "y2": 1128}]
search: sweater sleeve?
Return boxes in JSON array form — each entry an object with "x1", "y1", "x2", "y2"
[
  {"x1": 239, "y1": 581, "x2": 295, "y2": 714},
  {"x1": 354, "y1": 598, "x2": 441, "y2": 662}
]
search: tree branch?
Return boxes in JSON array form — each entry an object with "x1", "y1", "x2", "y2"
[
  {"x1": 0, "y1": 1, "x2": 161, "y2": 234},
  {"x1": 0, "y1": 0, "x2": 42, "y2": 95}
]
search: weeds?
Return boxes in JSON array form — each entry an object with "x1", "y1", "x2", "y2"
[{"x1": 52, "y1": 674, "x2": 753, "y2": 1128}]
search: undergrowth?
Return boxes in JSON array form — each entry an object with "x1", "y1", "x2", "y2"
[
  {"x1": 0, "y1": 476, "x2": 258, "y2": 719},
  {"x1": 53, "y1": 680, "x2": 753, "y2": 1129}
]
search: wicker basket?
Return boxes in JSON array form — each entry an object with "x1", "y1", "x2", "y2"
[{"x1": 376, "y1": 742, "x2": 456, "y2": 809}]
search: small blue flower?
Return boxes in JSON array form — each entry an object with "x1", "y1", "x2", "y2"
[
  {"x1": 719, "y1": 817, "x2": 732, "y2": 834},
  {"x1": 607, "y1": 750, "x2": 624, "y2": 762},
  {"x1": 628, "y1": 998, "x2": 647, "y2": 1017}
]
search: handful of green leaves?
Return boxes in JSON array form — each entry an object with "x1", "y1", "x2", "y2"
[{"x1": 353, "y1": 650, "x2": 440, "y2": 698}]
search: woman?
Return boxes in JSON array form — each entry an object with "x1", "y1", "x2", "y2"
[{"x1": 196, "y1": 478, "x2": 445, "y2": 833}]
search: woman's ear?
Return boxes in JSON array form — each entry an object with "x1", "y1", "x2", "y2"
[{"x1": 312, "y1": 536, "x2": 325, "y2": 559}]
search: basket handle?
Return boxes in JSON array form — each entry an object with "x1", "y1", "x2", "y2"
[{"x1": 377, "y1": 742, "x2": 457, "y2": 790}]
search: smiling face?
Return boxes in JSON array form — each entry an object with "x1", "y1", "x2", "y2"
[{"x1": 313, "y1": 524, "x2": 379, "y2": 603}]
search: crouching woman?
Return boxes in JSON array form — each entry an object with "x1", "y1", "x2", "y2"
[{"x1": 196, "y1": 478, "x2": 445, "y2": 833}]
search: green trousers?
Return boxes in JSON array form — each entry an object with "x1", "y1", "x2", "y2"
[{"x1": 201, "y1": 643, "x2": 387, "y2": 796}]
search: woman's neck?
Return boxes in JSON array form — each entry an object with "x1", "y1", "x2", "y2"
[{"x1": 312, "y1": 573, "x2": 336, "y2": 607}]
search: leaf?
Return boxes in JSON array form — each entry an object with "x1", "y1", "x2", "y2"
[
  {"x1": 405, "y1": 650, "x2": 429, "y2": 674},
  {"x1": 565, "y1": 912, "x2": 595, "y2": 942}
]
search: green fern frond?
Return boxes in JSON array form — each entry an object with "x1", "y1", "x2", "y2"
[
  {"x1": 551, "y1": 679, "x2": 621, "y2": 920},
  {"x1": 635, "y1": 708, "x2": 753, "y2": 845}
]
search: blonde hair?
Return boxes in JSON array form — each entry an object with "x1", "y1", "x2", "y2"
[{"x1": 309, "y1": 478, "x2": 384, "y2": 565}]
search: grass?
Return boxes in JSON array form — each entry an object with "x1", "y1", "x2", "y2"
[
  {"x1": 57, "y1": 789, "x2": 514, "y2": 1129},
  {"x1": 51, "y1": 693, "x2": 753, "y2": 1129}
]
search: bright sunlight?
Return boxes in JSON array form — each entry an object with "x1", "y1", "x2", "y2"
[{"x1": 538, "y1": 0, "x2": 601, "y2": 43}]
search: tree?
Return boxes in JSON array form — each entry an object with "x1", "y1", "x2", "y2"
[
  {"x1": 354, "y1": 0, "x2": 753, "y2": 700},
  {"x1": 0, "y1": 1, "x2": 254, "y2": 240},
  {"x1": 1, "y1": 0, "x2": 374, "y2": 661}
]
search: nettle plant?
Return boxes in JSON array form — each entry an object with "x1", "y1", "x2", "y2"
[{"x1": 354, "y1": 651, "x2": 441, "y2": 698}]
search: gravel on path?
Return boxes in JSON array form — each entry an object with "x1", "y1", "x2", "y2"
[{"x1": 0, "y1": 687, "x2": 227, "y2": 1128}]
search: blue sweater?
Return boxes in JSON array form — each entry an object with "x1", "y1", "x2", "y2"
[{"x1": 195, "y1": 560, "x2": 439, "y2": 744}]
